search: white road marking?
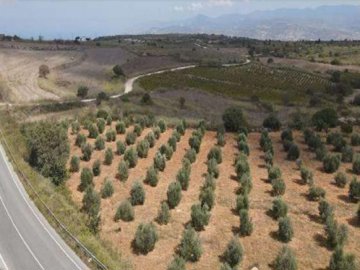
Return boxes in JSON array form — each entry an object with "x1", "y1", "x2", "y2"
[
  {"x1": 0, "y1": 146, "x2": 85, "y2": 270},
  {"x1": 0, "y1": 253, "x2": 9, "y2": 270}
]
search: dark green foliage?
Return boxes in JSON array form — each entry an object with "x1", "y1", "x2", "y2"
[
  {"x1": 189, "y1": 135, "x2": 201, "y2": 153},
  {"x1": 203, "y1": 173, "x2": 216, "y2": 191},
  {"x1": 222, "y1": 238, "x2": 243, "y2": 267},
  {"x1": 323, "y1": 154, "x2": 341, "y2": 173},
  {"x1": 217, "y1": 131, "x2": 226, "y2": 147},
  {"x1": 185, "y1": 148, "x2": 197, "y2": 163},
  {"x1": 329, "y1": 247, "x2": 356, "y2": 270},
  {"x1": 156, "y1": 202, "x2": 170, "y2": 225},
  {"x1": 116, "y1": 141, "x2": 126, "y2": 155},
  {"x1": 263, "y1": 114, "x2": 281, "y2": 131},
  {"x1": 177, "y1": 166, "x2": 191, "y2": 191},
  {"x1": 144, "y1": 166, "x2": 158, "y2": 187},
  {"x1": 352, "y1": 155, "x2": 360, "y2": 175},
  {"x1": 23, "y1": 121, "x2": 70, "y2": 185},
  {"x1": 101, "y1": 179, "x2": 114, "y2": 198},
  {"x1": 79, "y1": 168, "x2": 94, "y2": 192},
  {"x1": 179, "y1": 227, "x2": 202, "y2": 262},
  {"x1": 92, "y1": 159, "x2": 101, "y2": 176},
  {"x1": 81, "y1": 143, "x2": 93, "y2": 161},
  {"x1": 106, "y1": 115, "x2": 112, "y2": 126},
  {"x1": 199, "y1": 186, "x2": 215, "y2": 210},
  {"x1": 114, "y1": 200, "x2": 134, "y2": 222},
  {"x1": 82, "y1": 186, "x2": 101, "y2": 233},
  {"x1": 278, "y1": 217, "x2": 294, "y2": 242},
  {"x1": 335, "y1": 172, "x2": 348, "y2": 188},
  {"x1": 239, "y1": 209, "x2": 253, "y2": 236},
  {"x1": 158, "y1": 120, "x2": 167, "y2": 133},
  {"x1": 318, "y1": 200, "x2": 334, "y2": 223},
  {"x1": 222, "y1": 106, "x2": 247, "y2": 132},
  {"x1": 308, "y1": 134, "x2": 322, "y2": 151},
  {"x1": 71, "y1": 121, "x2": 80, "y2": 134},
  {"x1": 96, "y1": 109, "x2": 108, "y2": 120},
  {"x1": 281, "y1": 129, "x2": 293, "y2": 142},
  {"x1": 309, "y1": 186, "x2": 326, "y2": 201},
  {"x1": 265, "y1": 150, "x2": 274, "y2": 166},
  {"x1": 125, "y1": 131, "x2": 136, "y2": 145},
  {"x1": 340, "y1": 123, "x2": 353, "y2": 134},
  {"x1": 137, "y1": 140, "x2": 150, "y2": 158},
  {"x1": 315, "y1": 144, "x2": 328, "y2": 161},
  {"x1": 176, "y1": 123, "x2": 185, "y2": 136},
  {"x1": 239, "y1": 174, "x2": 253, "y2": 194},
  {"x1": 104, "y1": 148, "x2": 114, "y2": 165},
  {"x1": 154, "y1": 152, "x2": 166, "y2": 171},
  {"x1": 235, "y1": 194, "x2": 249, "y2": 212},
  {"x1": 88, "y1": 124, "x2": 99, "y2": 139},
  {"x1": 220, "y1": 263, "x2": 232, "y2": 270},
  {"x1": 113, "y1": 65, "x2": 124, "y2": 77},
  {"x1": 300, "y1": 166, "x2": 314, "y2": 185},
  {"x1": 130, "y1": 181, "x2": 145, "y2": 205},
  {"x1": 351, "y1": 133, "x2": 360, "y2": 146},
  {"x1": 238, "y1": 141, "x2": 250, "y2": 156},
  {"x1": 77, "y1": 85, "x2": 88, "y2": 98},
  {"x1": 282, "y1": 140, "x2": 292, "y2": 152},
  {"x1": 207, "y1": 158, "x2": 219, "y2": 179},
  {"x1": 349, "y1": 178, "x2": 360, "y2": 202},
  {"x1": 75, "y1": 133, "x2": 86, "y2": 147},
  {"x1": 268, "y1": 166, "x2": 282, "y2": 182},
  {"x1": 165, "y1": 144, "x2": 174, "y2": 160},
  {"x1": 95, "y1": 136, "x2": 105, "y2": 150},
  {"x1": 333, "y1": 137, "x2": 347, "y2": 153},
  {"x1": 133, "y1": 124, "x2": 143, "y2": 137},
  {"x1": 312, "y1": 108, "x2": 338, "y2": 131},
  {"x1": 105, "y1": 129, "x2": 116, "y2": 142},
  {"x1": 96, "y1": 118, "x2": 106, "y2": 134},
  {"x1": 287, "y1": 144, "x2": 300, "y2": 161},
  {"x1": 167, "y1": 256, "x2": 185, "y2": 270},
  {"x1": 141, "y1": 93, "x2": 153, "y2": 105},
  {"x1": 70, "y1": 156, "x2": 80, "y2": 172},
  {"x1": 134, "y1": 223, "x2": 158, "y2": 254},
  {"x1": 327, "y1": 132, "x2": 342, "y2": 145},
  {"x1": 191, "y1": 204, "x2": 210, "y2": 231},
  {"x1": 272, "y1": 197, "x2": 288, "y2": 219},
  {"x1": 117, "y1": 160, "x2": 129, "y2": 182},
  {"x1": 167, "y1": 182, "x2": 182, "y2": 209},
  {"x1": 325, "y1": 216, "x2": 348, "y2": 248},
  {"x1": 115, "y1": 121, "x2": 126, "y2": 134},
  {"x1": 235, "y1": 155, "x2": 250, "y2": 180},
  {"x1": 145, "y1": 132, "x2": 156, "y2": 148},
  {"x1": 208, "y1": 146, "x2": 222, "y2": 164},
  {"x1": 272, "y1": 178, "x2": 286, "y2": 196},
  {"x1": 124, "y1": 147, "x2": 138, "y2": 168},
  {"x1": 153, "y1": 126, "x2": 161, "y2": 140},
  {"x1": 273, "y1": 246, "x2": 297, "y2": 270}
]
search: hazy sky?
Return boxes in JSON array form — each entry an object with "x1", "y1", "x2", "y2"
[{"x1": 0, "y1": 0, "x2": 359, "y2": 39}]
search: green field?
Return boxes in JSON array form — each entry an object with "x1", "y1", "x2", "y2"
[{"x1": 139, "y1": 63, "x2": 331, "y2": 105}]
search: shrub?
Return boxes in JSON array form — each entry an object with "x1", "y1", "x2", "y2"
[
  {"x1": 153, "y1": 127, "x2": 161, "y2": 139},
  {"x1": 167, "y1": 182, "x2": 182, "y2": 209},
  {"x1": 309, "y1": 186, "x2": 326, "y2": 201},
  {"x1": 260, "y1": 130, "x2": 270, "y2": 149},
  {"x1": 239, "y1": 174, "x2": 253, "y2": 194},
  {"x1": 179, "y1": 227, "x2": 202, "y2": 262},
  {"x1": 157, "y1": 120, "x2": 167, "y2": 133},
  {"x1": 199, "y1": 186, "x2": 215, "y2": 210},
  {"x1": 287, "y1": 144, "x2": 300, "y2": 161},
  {"x1": 176, "y1": 124, "x2": 185, "y2": 136},
  {"x1": 222, "y1": 238, "x2": 243, "y2": 267},
  {"x1": 239, "y1": 209, "x2": 253, "y2": 236},
  {"x1": 217, "y1": 132, "x2": 226, "y2": 147},
  {"x1": 300, "y1": 167, "x2": 314, "y2": 185},
  {"x1": 238, "y1": 141, "x2": 250, "y2": 156},
  {"x1": 333, "y1": 137, "x2": 347, "y2": 152},
  {"x1": 207, "y1": 158, "x2": 219, "y2": 179},
  {"x1": 312, "y1": 108, "x2": 338, "y2": 130},
  {"x1": 329, "y1": 247, "x2": 356, "y2": 270},
  {"x1": 189, "y1": 136, "x2": 201, "y2": 153},
  {"x1": 272, "y1": 197, "x2": 288, "y2": 219},
  {"x1": 82, "y1": 186, "x2": 100, "y2": 232},
  {"x1": 222, "y1": 106, "x2": 247, "y2": 132},
  {"x1": 265, "y1": 150, "x2": 274, "y2": 166},
  {"x1": 334, "y1": 172, "x2": 347, "y2": 188},
  {"x1": 278, "y1": 217, "x2": 294, "y2": 242},
  {"x1": 71, "y1": 121, "x2": 80, "y2": 134},
  {"x1": 281, "y1": 129, "x2": 293, "y2": 142},
  {"x1": 130, "y1": 181, "x2": 145, "y2": 205},
  {"x1": 273, "y1": 246, "x2": 297, "y2": 270},
  {"x1": 352, "y1": 155, "x2": 360, "y2": 175},
  {"x1": 167, "y1": 256, "x2": 185, "y2": 270},
  {"x1": 325, "y1": 216, "x2": 348, "y2": 248},
  {"x1": 137, "y1": 140, "x2": 150, "y2": 158},
  {"x1": 327, "y1": 132, "x2": 342, "y2": 145},
  {"x1": 104, "y1": 148, "x2": 114, "y2": 165},
  {"x1": 79, "y1": 168, "x2": 94, "y2": 192},
  {"x1": 349, "y1": 178, "x2": 360, "y2": 202},
  {"x1": 39, "y1": 64, "x2": 50, "y2": 78},
  {"x1": 177, "y1": 166, "x2": 190, "y2": 191},
  {"x1": 92, "y1": 159, "x2": 101, "y2": 176},
  {"x1": 134, "y1": 223, "x2": 158, "y2": 254},
  {"x1": 268, "y1": 166, "x2": 282, "y2": 182},
  {"x1": 116, "y1": 141, "x2": 126, "y2": 155},
  {"x1": 96, "y1": 118, "x2": 106, "y2": 134},
  {"x1": 112, "y1": 64, "x2": 124, "y2": 77},
  {"x1": 77, "y1": 86, "x2": 88, "y2": 98},
  {"x1": 95, "y1": 136, "x2": 105, "y2": 150},
  {"x1": 308, "y1": 134, "x2": 322, "y2": 150},
  {"x1": 191, "y1": 204, "x2": 210, "y2": 231},
  {"x1": 351, "y1": 133, "x2": 360, "y2": 146},
  {"x1": 185, "y1": 149, "x2": 197, "y2": 163},
  {"x1": 106, "y1": 115, "x2": 112, "y2": 125},
  {"x1": 235, "y1": 194, "x2": 249, "y2": 213},
  {"x1": 263, "y1": 114, "x2": 281, "y2": 131},
  {"x1": 114, "y1": 200, "x2": 134, "y2": 222},
  {"x1": 125, "y1": 132, "x2": 136, "y2": 145},
  {"x1": 81, "y1": 143, "x2": 93, "y2": 161},
  {"x1": 341, "y1": 122, "x2": 353, "y2": 134},
  {"x1": 207, "y1": 147, "x2": 222, "y2": 164},
  {"x1": 315, "y1": 145, "x2": 328, "y2": 161},
  {"x1": 323, "y1": 154, "x2": 341, "y2": 173},
  {"x1": 115, "y1": 121, "x2": 126, "y2": 134},
  {"x1": 165, "y1": 144, "x2": 174, "y2": 160},
  {"x1": 70, "y1": 156, "x2": 80, "y2": 172},
  {"x1": 144, "y1": 166, "x2": 158, "y2": 187},
  {"x1": 318, "y1": 199, "x2": 334, "y2": 223},
  {"x1": 272, "y1": 178, "x2": 286, "y2": 196},
  {"x1": 235, "y1": 156, "x2": 250, "y2": 180},
  {"x1": 101, "y1": 179, "x2": 114, "y2": 198},
  {"x1": 154, "y1": 152, "x2": 166, "y2": 171},
  {"x1": 156, "y1": 202, "x2": 170, "y2": 225},
  {"x1": 96, "y1": 109, "x2": 108, "y2": 120},
  {"x1": 124, "y1": 147, "x2": 138, "y2": 168},
  {"x1": 75, "y1": 133, "x2": 86, "y2": 147},
  {"x1": 145, "y1": 132, "x2": 156, "y2": 148},
  {"x1": 283, "y1": 140, "x2": 292, "y2": 152},
  {"x1": 88, "y1": 124, "x2": 99, "y2": 138},
  {"x1": 117, "y1": 161, "x2": 129, "y2": 182},
  {"x1": 133, "y1": 124, "x2": 143, "y2": 137}
]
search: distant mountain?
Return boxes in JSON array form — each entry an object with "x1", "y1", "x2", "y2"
[{"x1": 146, "y1": 5, "x2": 360, "y2": 41}]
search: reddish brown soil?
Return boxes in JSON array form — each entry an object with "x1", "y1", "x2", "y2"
[{"x1": 67, "y1": 127, "x2": 360, "y2": 270}]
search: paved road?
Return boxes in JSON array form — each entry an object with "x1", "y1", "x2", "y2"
[{"x1": 0, "y1": 145, "x2": 88, "y2": 270}]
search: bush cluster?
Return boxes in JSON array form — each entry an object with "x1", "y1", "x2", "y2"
[
  {"x1": 134, "y1": 223, "x2": 158, "y2": 254},
  {"x1": 125, "y1": 132, "x2": 137, "y2": 145},
  {"x1": 349, "y1": 178, "x2": 360, "y2": 202},
  {"x1": 273, "y1": 246, "x2": 297, "y2": 270},
  {"x1": 96, "y1": 118, "x2": 106, "y2": 134},
  {"x1": 154, "y1": 152, "x2": 166, "y2": 171},
  {"x1": 81, "y1": 143, "x2": 93, "y2": 161},
  {"x1": 300, "y1": 166, "x2": 314, "y2": 185},
  {"x1": 278, "y1": 216, "x2": 294, "y2": 242},
  {"x1": 272, "y1": 197, "x2": 288, "y2": 219},
  {"x1": 191, "y1": 204, "x2": 210, "y2": 231},
  {"x1": 117, "y1": 160, "x2": 129, "y2": 182},
  {"x1": 239, "y1": 209, "x2": 253, "y2": 236},
  {"x1": 156, "y1": 202, "x2": 170, "y2": 225},
  {"x1": 178, "y1": 227, "x2": 202, "y2": 262},
  {"x1": 70, "y1": 156, "x2": 80, "y2": 172},
  {"x1": 334, "y1": 172, "x2": 347, "y2": 188},
  {"x1": 323, "y1": 154, "x2": 341, "y2": 173},
  {"x1": 105, "y1": 129, "x2": 116, "y2": 142},
  {"x1": 92, "y1": 159, "x2": 101, "y2": 176},
  {"x1": 222, "y1": 238, "x2": 243, "y2": 268},
  {"x1": 308, "y1": 186, "x2": 326, "y2": 201},
  {"x1": 95, "y1": 136, "x2": 105, "y2": 150},
  {"x1": 104, "y1": 148, "x2": 114, "y2": 165},
  {"x1": 167, "y1": 181, "x2": 182, "y2": 209},
  {"x1": 130, "y1": 181, "x2": 145, "y2": 205},
  {"x1": 116, "y1": 141, "x2": 126, "y2": 156},
  {"x1": 124, "y1": 147, "x2": 138, "y2": 168},
  {"x1": 101, "y1": 179, "x2": 114, "y2": 198},
  {"x1": 79, "y1": 168, "x2": 94, "y2": 192},
  {"x1": 114, "y1": 200, "x2": 134, "y2": 222},
  {"x1": 144, "y1": 166, "x2": 158, "y2": 187}
]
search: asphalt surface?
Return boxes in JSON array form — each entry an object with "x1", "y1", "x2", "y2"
[{"x1": 0, "y1": 145, "x2": 88, "y2": 270}]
